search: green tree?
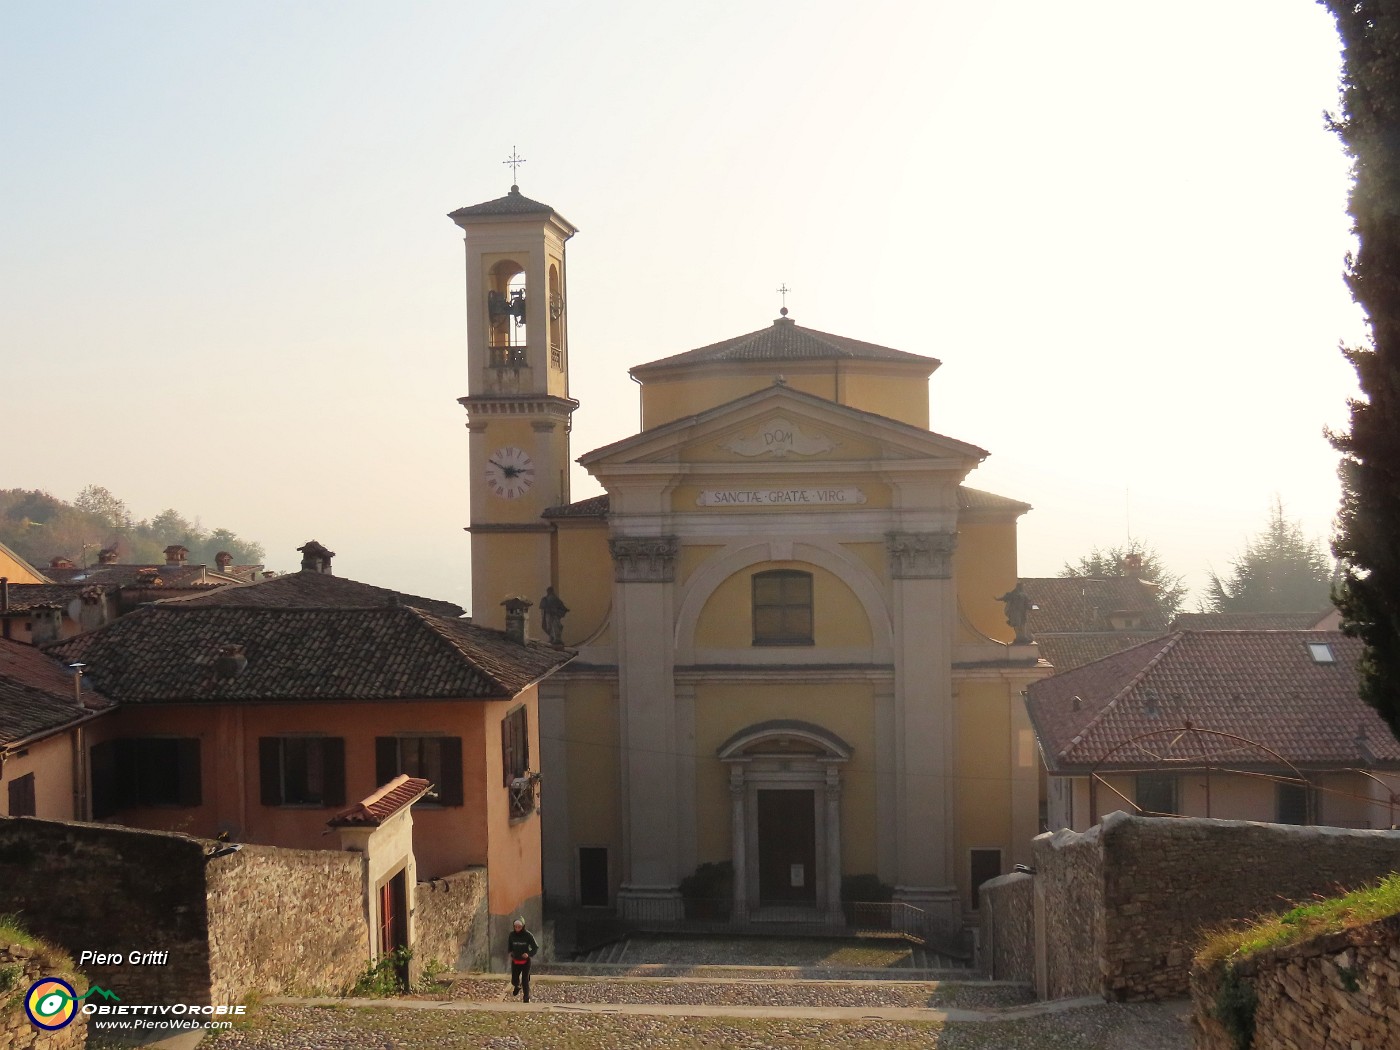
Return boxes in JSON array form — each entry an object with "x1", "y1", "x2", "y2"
[
  {"x1": 1204, "y1": 499, "x2": 1333, "y2": 613},
  {"x1": 1320, "y1": 1, "x2": 1400, "y2": 734},
  {"x1": 1060, "y1": 539, "x2": 1188, "y2": 620},
  {"x1": 73, "y1": 485, "x2": 133, "y2": 528}
]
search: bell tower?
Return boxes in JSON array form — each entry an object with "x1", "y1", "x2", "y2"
[{"x1": 450, "y1": 180, "x2": 577, "y2": 628}]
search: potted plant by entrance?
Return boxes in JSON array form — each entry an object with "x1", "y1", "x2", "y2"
[{"x1": 680, "y1": 861, "x2": 734, "y2": 921}]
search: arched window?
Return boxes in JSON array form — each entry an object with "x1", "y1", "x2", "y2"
[{"x1": 752, "y1": 569, "x2": 813, "y2": 646}]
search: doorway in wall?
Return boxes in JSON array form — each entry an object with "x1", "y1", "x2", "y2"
[{"x1": 756, "y1": 789, "x2": 817, "y2": 905}]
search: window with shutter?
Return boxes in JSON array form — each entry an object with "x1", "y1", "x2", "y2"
[
  {"x1": 259, "y1": 737, "x2": 346, "y2": 807},
  {"x1": 376, "y1": 735, "x2": 462, "y2": 807}
]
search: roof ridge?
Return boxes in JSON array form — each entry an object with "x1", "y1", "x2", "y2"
[
  {"x1": 1061, "y1": 633, "x2": 1182, "y2": 759},
  {"x1": 408, "y1": 607, "x2": 515, "y2": 697}
]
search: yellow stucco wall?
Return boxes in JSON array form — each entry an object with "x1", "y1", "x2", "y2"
[
  {"x1": 562, "y1": 680, "x2": 622, "y2": 876},
  {"x1": 0, "y1": 546, "x2": 45, "y2": 585},
  {"x1": 693, "y1": 561, "x2": 873, "y2": 649},
  {"x1": 691, "y1": 683, "x2": 879, "y2": 875},
  {"x1": 957, "y1": 521, "x2": 1019, "y2": 643},
  {"x1": 471, "y1": 530, "x2": 552, "y2": 630},
  {"x1": 553, "y1": 523, "x2": 613, "y2": 646},
  {"x1": 638, "y1": 366, "x2": 930, "y2": 430},
  {"x1": 1, "y1": 731, "x2": 77, "y2": 819},
  {"x1": 954, "y1": 680, "x2": 1014, "y2": 905}
]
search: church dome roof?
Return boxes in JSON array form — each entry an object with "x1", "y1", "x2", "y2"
[{"x1": 631, "y1": 316, "x2": 938, "y2": 376}]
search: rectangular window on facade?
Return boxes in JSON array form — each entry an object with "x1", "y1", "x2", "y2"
[
  {"x1": 375, "y1": 735, "x2": 463, "y2": 806},
  {"x1": 90, "y1": 738, "x2": 202, "y2": 812},
  {"x1": 969, "y1": 848, "x2": 1002, "y2": 910},
  {"x1": 1276, "y1": 781, "x2": 1314, "y2": 825},
  {"x1": 1135, "y1": 774, "x2": 1179, "y2": 816},
  {"x1": 752, "y1": 570, "x2": 814, "y2": 646},
  {"x1": 6, "y1": 773, "x2": 36, "y2": 817},
  {"x1": 259, "y1": 737, "x2": 346, "y2": 807},
  {"x1": 501, "y1": 705, "x2": 533, "y2": 818}
]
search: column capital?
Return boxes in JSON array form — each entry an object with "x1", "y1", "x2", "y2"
[
  {"x1": 610, "y1": 534, "x2": 679, "y2": 583},
  {"x1": 886, "y1": 531, "x2": 956, "y2": 579}
]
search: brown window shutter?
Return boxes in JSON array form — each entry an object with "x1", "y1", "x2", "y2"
[
  {"x1": 437, "y1": 737, "x2": 463, "y2": 806},
  {"x1": 322, "y1": 738, "x2": 347, "y2": 807},
  {"x1": 259, "y1": 738, "x2": 282, "y2": 806},
  {"x1": 375, "y1": 736, "x2": 398, "y2": 787},
  {"x1": 176, "y1": 738, "x2": 203, "y2": 807}
]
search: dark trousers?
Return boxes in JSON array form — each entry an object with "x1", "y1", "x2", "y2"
[{"x1": 511, "y1": 958, "x2": 531, "y2": 1000}]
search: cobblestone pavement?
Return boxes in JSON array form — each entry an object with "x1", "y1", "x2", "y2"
[
  {"x1": 433, "y1": 974, "x2": 1034, "y2": 1010},
  {"x1": 203, "y1": 998, "x2": 1192, "y2": 1049},
  {"x1": 583, "y1": 933, "x2": 950, "y2": 969}
]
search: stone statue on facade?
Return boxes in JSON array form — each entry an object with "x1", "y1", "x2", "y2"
[
  {"x1": 540, "y1": 587, "x2": 569, "y2": 645},
  {"x1": 996, "y1": 581, "x2": 1035, "y2": 645}
]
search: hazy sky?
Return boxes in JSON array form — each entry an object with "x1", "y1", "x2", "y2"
[{"x1": 1, "y1": 1, "x2": 1361, "y2": 611}]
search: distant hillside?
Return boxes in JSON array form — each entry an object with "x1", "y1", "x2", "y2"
[{"x1": 0, "y1": 486, "x2": 264, "y2": 570}]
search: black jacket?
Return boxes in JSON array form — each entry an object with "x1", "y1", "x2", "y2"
[{"x1": 507, "y1": 928, "x2": 539, "y2": 962}]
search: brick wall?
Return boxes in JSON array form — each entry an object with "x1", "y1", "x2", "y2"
[
  {"x1": 1192, "y1": 914, "x2": 1400, "y2": 1050},
  {"x1": 1026, "y1": 812, "x2": 1400, "y2": 1002},
  {"x1": 415, "y1": 868, "x2": 489, "y2": 973},
  {"x1": 978, "y1": 871, "x2": 1033, "y2": 982},
  {"x1": 1, "y1": 943, "x2": 87, "y2": 1050},
  {"x1": 205, "y1": 843, "x2": 366, "y2": 1002}
]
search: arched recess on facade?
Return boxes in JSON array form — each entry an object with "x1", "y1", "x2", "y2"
[
  {"x1": 673, "y1": 539, "x2": 893, "y2": 663},
  {"x1": 718, "y1": 720, "x2": 852, "y2": 918}
]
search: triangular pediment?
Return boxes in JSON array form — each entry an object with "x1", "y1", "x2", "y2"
[{"x1": 579, "y1": 384, "x2": 987, "y2": 471}]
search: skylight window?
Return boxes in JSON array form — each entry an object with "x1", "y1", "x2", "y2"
[{"x1": 1307, "y1": 642, "x2": 1336, "y2": 665}]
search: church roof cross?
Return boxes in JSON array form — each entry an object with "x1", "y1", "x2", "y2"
[
  {"x1": 503, "y1": 147, "x2": 527, "y2": 187},
  {"x1": 777, "y1": 282, "x2": 792, "y2": 317}
]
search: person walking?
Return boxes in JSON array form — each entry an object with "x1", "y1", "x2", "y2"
[{"x1": 507, "y1": 917, "x2": 539, "y2": 1002}]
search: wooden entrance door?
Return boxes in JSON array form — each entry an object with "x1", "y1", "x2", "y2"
[
  {"x1": 379, "y1": 871, "x2": 409, "y2": 984},
  {"x1": 757, "y1": 789, "x2": 817, "y2": 904}
]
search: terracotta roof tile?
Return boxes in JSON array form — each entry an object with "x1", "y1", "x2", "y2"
[
  {"x1": 47, "y1": 602, "x2": 572, "y2": 704},
  {"x1": 161, "y1": 570, "x2": 465, "y2": 619},
  {"x1": 45, "y1": 564, "x2": 225, "y2": 589},
  {"x1": 448, "y1": 186, "x2": 566, "y2": 221},
  {"x1": 1171, "y1": 611, "x2": 1335, "y2": 631},
  {"x1": 1035, "y1": 631, "x2": 1169, "y2": 674},
  {"x1": 542, "y1": 494, "x2": 611, "y2": 519},
  {"x1": 632, "y1": 317, "x2": 936, "y2": 374},
  {"x1": 327, "y1": 775, "x2": 432, "y2": 827},
  {"x1": 1025, "y1": 630, "x2": 1400, "y2": 771},
  {"x1": 0, "y1": 583, "x2": 105, "y2": 613},
  {"x1": 0, "y1": 639, "x2": 112, "y2": 746}
]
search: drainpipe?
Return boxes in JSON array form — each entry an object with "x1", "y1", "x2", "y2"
[{"x1": 2, "y1": 577, "x2": 9, "y2": 641}]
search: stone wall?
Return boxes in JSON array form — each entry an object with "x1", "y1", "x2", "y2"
[
  {"x1": 205, "y1": 843, "x2": 366, "y2": 1003},
  {"x1": 1192, "y1": 914, "x2": 1400, "y2": 1050},
  {"x1": 1025, "y1": 812, "x2": 1400, "y2": 1003},
  {"x1": 1034, "y1": 823, "x2": 1105, "y2": 999},
  {"x1": 0, "y1": 816, "x2": 214, "y2": 1007},
  {"x1": 0, "y1": 816, "x2": 374, "y2": 1010},
  {"x1": 1, "y1": 942, "x2": 87, "y2": 1050},
  {"x1": 414, "y1": 868, "x2": 489, "y2": 973},
  {"x1": 978, "y1": 871, "x2": 1033, "y2": 982}
]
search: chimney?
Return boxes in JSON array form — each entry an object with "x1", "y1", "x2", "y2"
[
  {"x1": 30, "y1": 605, "x2": 62, "y2": 647},
  {"x1": 297, "y1": 540, "x2": 336, "y2": 575},
  {"x1": 164, "y1": 545, "x2": 189, "y2": 567},
  {"x1": 1, "y1": 577, "x2": 8, "y2": 611},
  {"x1": 50, "y1": 556, "x2": 74, "y2": 570},
  {"x1": 501, "y1": 597, "x2": 533, "y2": 644},
  {"x1": 69, "y1": 662, "x2": 86, "y2": 707},
  {"x1": 1122, "y1": 552, "x2": 1144, "y2": 578},
  {"x1": 215, "y1": 644, "x2": 248, "y2": 679},
  {"x1": 215, "y1": 551, "x2": 233, "y2": 571},
  {"x1": 97, "y1": 546, "x2": 119, "y2": 565}
]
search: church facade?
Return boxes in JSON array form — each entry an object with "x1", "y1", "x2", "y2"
[{"x1": 451, "y1": 185, "x2": 1047, "y2": 933}]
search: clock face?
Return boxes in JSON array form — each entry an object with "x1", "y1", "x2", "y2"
[{"x1": 484, "y1": 446, "x2": 536, "y2": 500}]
